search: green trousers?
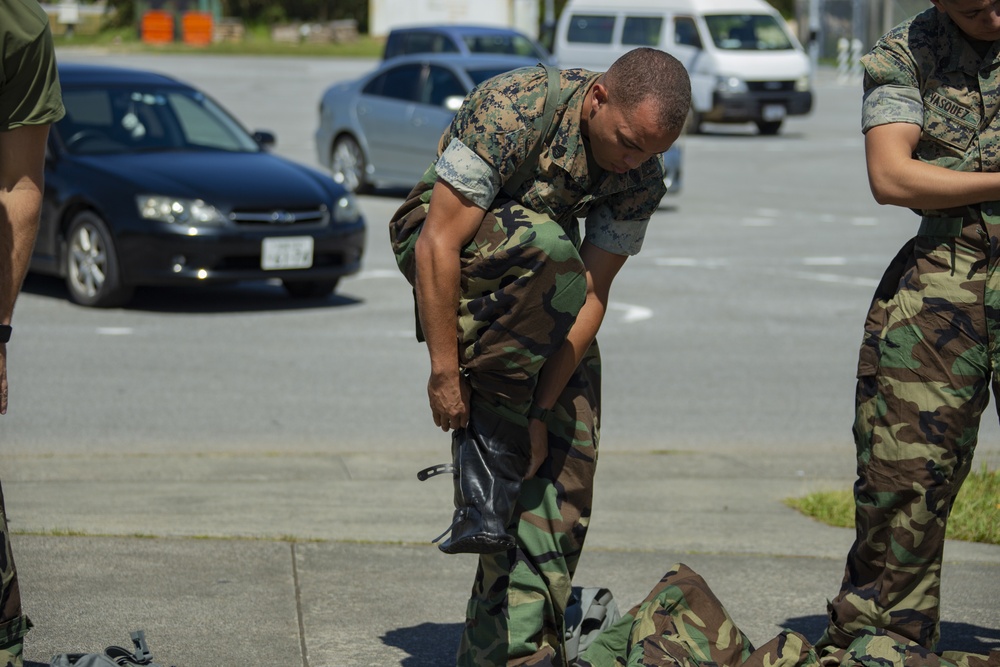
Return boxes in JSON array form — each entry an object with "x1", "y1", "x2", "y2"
[
  {"x1": 0, "y1": 481, "x2": 30, "y2": 667},
  {"x1": 822, "y1": 209, "x2": 1000, "y2": 651},
  {"x1": 391, "y1": 179, "x2": 597, "y2": 666}
]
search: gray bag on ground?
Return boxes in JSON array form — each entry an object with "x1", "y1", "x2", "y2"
[
  {"x1": 51, "y1": 630, "x2": 171, "y2": 667},
  {"x1": 564, "y1": 586, "x2": 621, "y2": 663}
]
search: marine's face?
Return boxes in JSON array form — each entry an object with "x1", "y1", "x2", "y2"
[
  {"x1": 584, "y1": 84, "x2": 679, "y2": 175},
  {"x1": 932, "y1": 0, "x2": 1000, "y2": 42}
]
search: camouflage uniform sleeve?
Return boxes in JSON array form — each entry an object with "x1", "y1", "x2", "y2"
[
  {"x1": 435, "y1": 138, "x2": 501, "y2": 210},
  {"x1": 860, "y1": 43, "x2": 922, "y2": 133},
  {"x1": 436, "y1": 86, "x2": 535, "y2": 206},
  {"x1": 584, "y1": 160, "x2": 666, "y2": 256},
  {"x1": 584, "y1": 206, "x2": 650, "y2": 256}
]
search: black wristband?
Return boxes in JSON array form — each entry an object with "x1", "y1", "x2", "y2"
[
  {"x1": 0, "y1": 325, "x2": 10, "y2": 344},
  {"x1": 528, "y1": 403, "x2": 550, "y2": 422}
]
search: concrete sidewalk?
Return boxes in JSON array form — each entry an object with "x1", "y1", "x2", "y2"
[{"x1": 7, "y1": 449, "x2": 1000, "y2": 666}]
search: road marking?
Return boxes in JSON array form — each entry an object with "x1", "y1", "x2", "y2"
[
  {"x1": 802, "y1": 257, "x2": 847, "y2": 266},
  {"x1": 609, "y1": 302, "x2": 653, "y2": 323},
  {"x1": 654, "y1": 258, "x2": 730, "y2": 268},
  {"x1": 96, "y1": 327, "x2": 133, "y2": 336},
  {"x1": 773, "y1": 269, "x2": 878, "y2": 287},
  {"x1": 356, "y1": 269, "x2": 402, "y2": 280}
]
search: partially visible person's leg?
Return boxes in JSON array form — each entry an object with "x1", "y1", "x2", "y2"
[
  {"x1": 457, "y1": 343, "x2": 599, "y2": 667},
  {"x1": 452, "y1": 201, "x2": 594, "y2": 666},
  {"x1": 820, "y1": 224, "x2": 991, "y2": 652},
  {"x1": 0, "y1": 481, "x2": 31, "y2": 667}
]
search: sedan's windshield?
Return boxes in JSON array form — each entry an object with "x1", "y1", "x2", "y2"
[
  {"x1": 466, "y1": 67, "x2": 525, "y2": 86},
  {"x1": 57, "y1": 86, "x2": 261, "y2": 155},
  {"x1": 462, "y1": 34, "x2": 547, "y2": 60},
  {"x1": 704, "y1": 14, "x2": 794, "y2": 50}
]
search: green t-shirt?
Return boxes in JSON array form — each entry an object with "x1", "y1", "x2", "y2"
[{"x1": 0, "y1": 0, "x2": 65, "y2": 131}]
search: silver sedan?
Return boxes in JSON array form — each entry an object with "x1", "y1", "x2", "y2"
[{"x1": 314, "y1": 53, "x2": 683, "y2": 197}]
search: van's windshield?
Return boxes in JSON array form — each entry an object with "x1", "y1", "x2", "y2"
[{"x1": 704, "y1": 14, "x2": 794, "y2": 50}]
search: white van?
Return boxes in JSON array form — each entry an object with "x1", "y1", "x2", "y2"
[{"x1": 553, "y1": 0, "x2": 813, "y2": 135}]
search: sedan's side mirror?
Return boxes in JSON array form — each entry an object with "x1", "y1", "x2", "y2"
[
  {"x1": 253, "y1": 130, "x2": 276, "y2": 150},
  {"x1": 444, "y1": 96, "x2": 465, "y2": 112}
]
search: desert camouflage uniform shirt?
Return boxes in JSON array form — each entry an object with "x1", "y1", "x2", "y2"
[
  {"x1": 861, "y1": 6, "x2": 1000, "y2": 216},
  {"x1": 431, "y1": 65, "x2": 667, "y2": 256}
]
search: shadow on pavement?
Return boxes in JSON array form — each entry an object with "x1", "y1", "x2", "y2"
[
  {"x1": 381, "y1": 621, "x2": 463, "y2": 667},
  {"x1": 21, "y1": 273, "x2": 363, "y2": 314}
]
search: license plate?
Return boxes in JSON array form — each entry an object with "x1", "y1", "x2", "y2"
[
  {"x1": 762, "y1": 104, "x2": 786, "y2": 122},
  {"x1": 261, "y1": 236, "x2": 314, "y2": 270}
]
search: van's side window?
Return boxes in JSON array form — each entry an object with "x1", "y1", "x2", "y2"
[
  {"x1": 566, "y1": 14, "x2": 615, "y2": 44},
  {"x1": 622, "y1": 16, "x2": 662, "y2": 46},
  {"x1": 673, "y1": 17, "x2": 702, "y2": 48}
]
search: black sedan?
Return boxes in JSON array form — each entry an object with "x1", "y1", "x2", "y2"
[{"x1": 35, "y1": 63, "x2": 366, "y2": 307}]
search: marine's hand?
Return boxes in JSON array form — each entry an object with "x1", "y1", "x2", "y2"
[
  {"x1": 427, "y1": 370, "x2": 470, "y2": 432},
  {"x1": 525, "y1": 417, "x2": 549, "y2": 479}
]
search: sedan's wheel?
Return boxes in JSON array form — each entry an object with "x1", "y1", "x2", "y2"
[
  {"x1": 282, "y1": 279, "x2": 339, "y2": 298},
  {"x1": 756, "y1": 120, "x2": 783, "y2": 136},
  {"x1": 65, "y1": 211, "x2": 133, "y2": 308},
  {"x1": 330, "y1": 135, "x2": 369, "y2": 194}
]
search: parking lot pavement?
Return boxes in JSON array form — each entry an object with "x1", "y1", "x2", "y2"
[{"x1": 12, "y1": 450, "x2": 1000, "y2": 666}]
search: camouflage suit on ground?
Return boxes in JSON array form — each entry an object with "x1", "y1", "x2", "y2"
[
  {"x1": 577, "y1": 563, "x2": 999, "y2": 667},
  {"x1": 820, "y1": 8, "x2": 1000, "y2": 653},
  {"x1": 389, "y1": 65, "x2": 666, "y2": 666}
]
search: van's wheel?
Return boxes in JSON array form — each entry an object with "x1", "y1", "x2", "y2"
[
  {"x1": 756, "y1": 120, "x2": 783, "y2": 135},
  {"x1": 282, "y1": 279, "x2": 339, "y2": 298},
  {"x1": 330, "y1": 135, "x2": 369, "y2": 194},
  {"x1": 65, "y1": 211, "x2": 133, "y2": 308}
]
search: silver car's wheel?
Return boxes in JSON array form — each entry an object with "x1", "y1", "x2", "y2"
[
  {"x1": 330, "y1": 135, "x2": 368, "y2": 194},
  {"x1": 65, "y1": 211, "x2": 133, "y2": 308}
]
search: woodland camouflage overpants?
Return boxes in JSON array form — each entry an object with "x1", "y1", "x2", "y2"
[
  {"x1": 390, "y1": 177, "x2": 598, "y2": 667},
  {"x1": 578, "y1": 563, "x2": 999, "y2": 667},
  {"x1": 822, "y1": 209, "x2": 1000, "y2": 652},
  {"x1": 0, "y1": 481, "x2": 30, "y2": 667}
]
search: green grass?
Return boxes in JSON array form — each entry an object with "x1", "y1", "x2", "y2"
[
  {"x1": 53, "y1": 26, "x2": 384, "y2": 58},
  {"x1": 784, "y1": 464, "x2": 1000, "y2": 545}
]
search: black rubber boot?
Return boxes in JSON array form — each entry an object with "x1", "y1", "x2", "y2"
[{"x1": 418, "y1": 406, "x2": 530, "y2": 554}]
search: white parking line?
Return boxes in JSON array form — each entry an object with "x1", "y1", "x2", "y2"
[
  {"x1": 654, "y1": 258, "x2": 731, "y2": 268},
  {"x1": 356, "y1": 269, "x2": 403, "y2": 280},
  {"x1": 609, "y1": 302, "x2": 653, "y2": 323},
  {"x1": 802, "y1": 257, "x2": 848, "y2": 266},
  {"x1": 773, "y1": 269, "x2": 878, "y2": 287}
]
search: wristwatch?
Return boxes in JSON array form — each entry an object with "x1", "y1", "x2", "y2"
[
  {"x1": 0, "y1": 325, "x2": 10, "y2": 344},
  {"x1": 528, "y1": 403, "x2": 550, "y2": 422}
]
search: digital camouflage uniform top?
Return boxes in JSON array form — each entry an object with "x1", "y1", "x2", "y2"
[
  {"x1": 394, "y1": 65, "x2": 668, "y2": 273},
  {"x1": 820, "y1": 6, "x2": 1000, "y2": 654}
]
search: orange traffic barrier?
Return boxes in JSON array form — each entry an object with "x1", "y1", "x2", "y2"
[
  {"x1": 182, "y1": 12, "x2": 213, "y2": 46},
  {"x1": 141, "y1": 10, "x2": 174, "y2": 44}
]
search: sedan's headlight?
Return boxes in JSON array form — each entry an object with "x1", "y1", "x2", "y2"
[
  {"x1": 136, "y1": 195, "x2": 226, "y2": 225},
  {"x1": 795, "y1": 75, "x2": 811, "y2": 92},
  {"x1": 333, "y1": 194, "x2": 361, "y2": 224},
  {"x1": 715, "y1": 75, "x2": 748, "y2": 94}
]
